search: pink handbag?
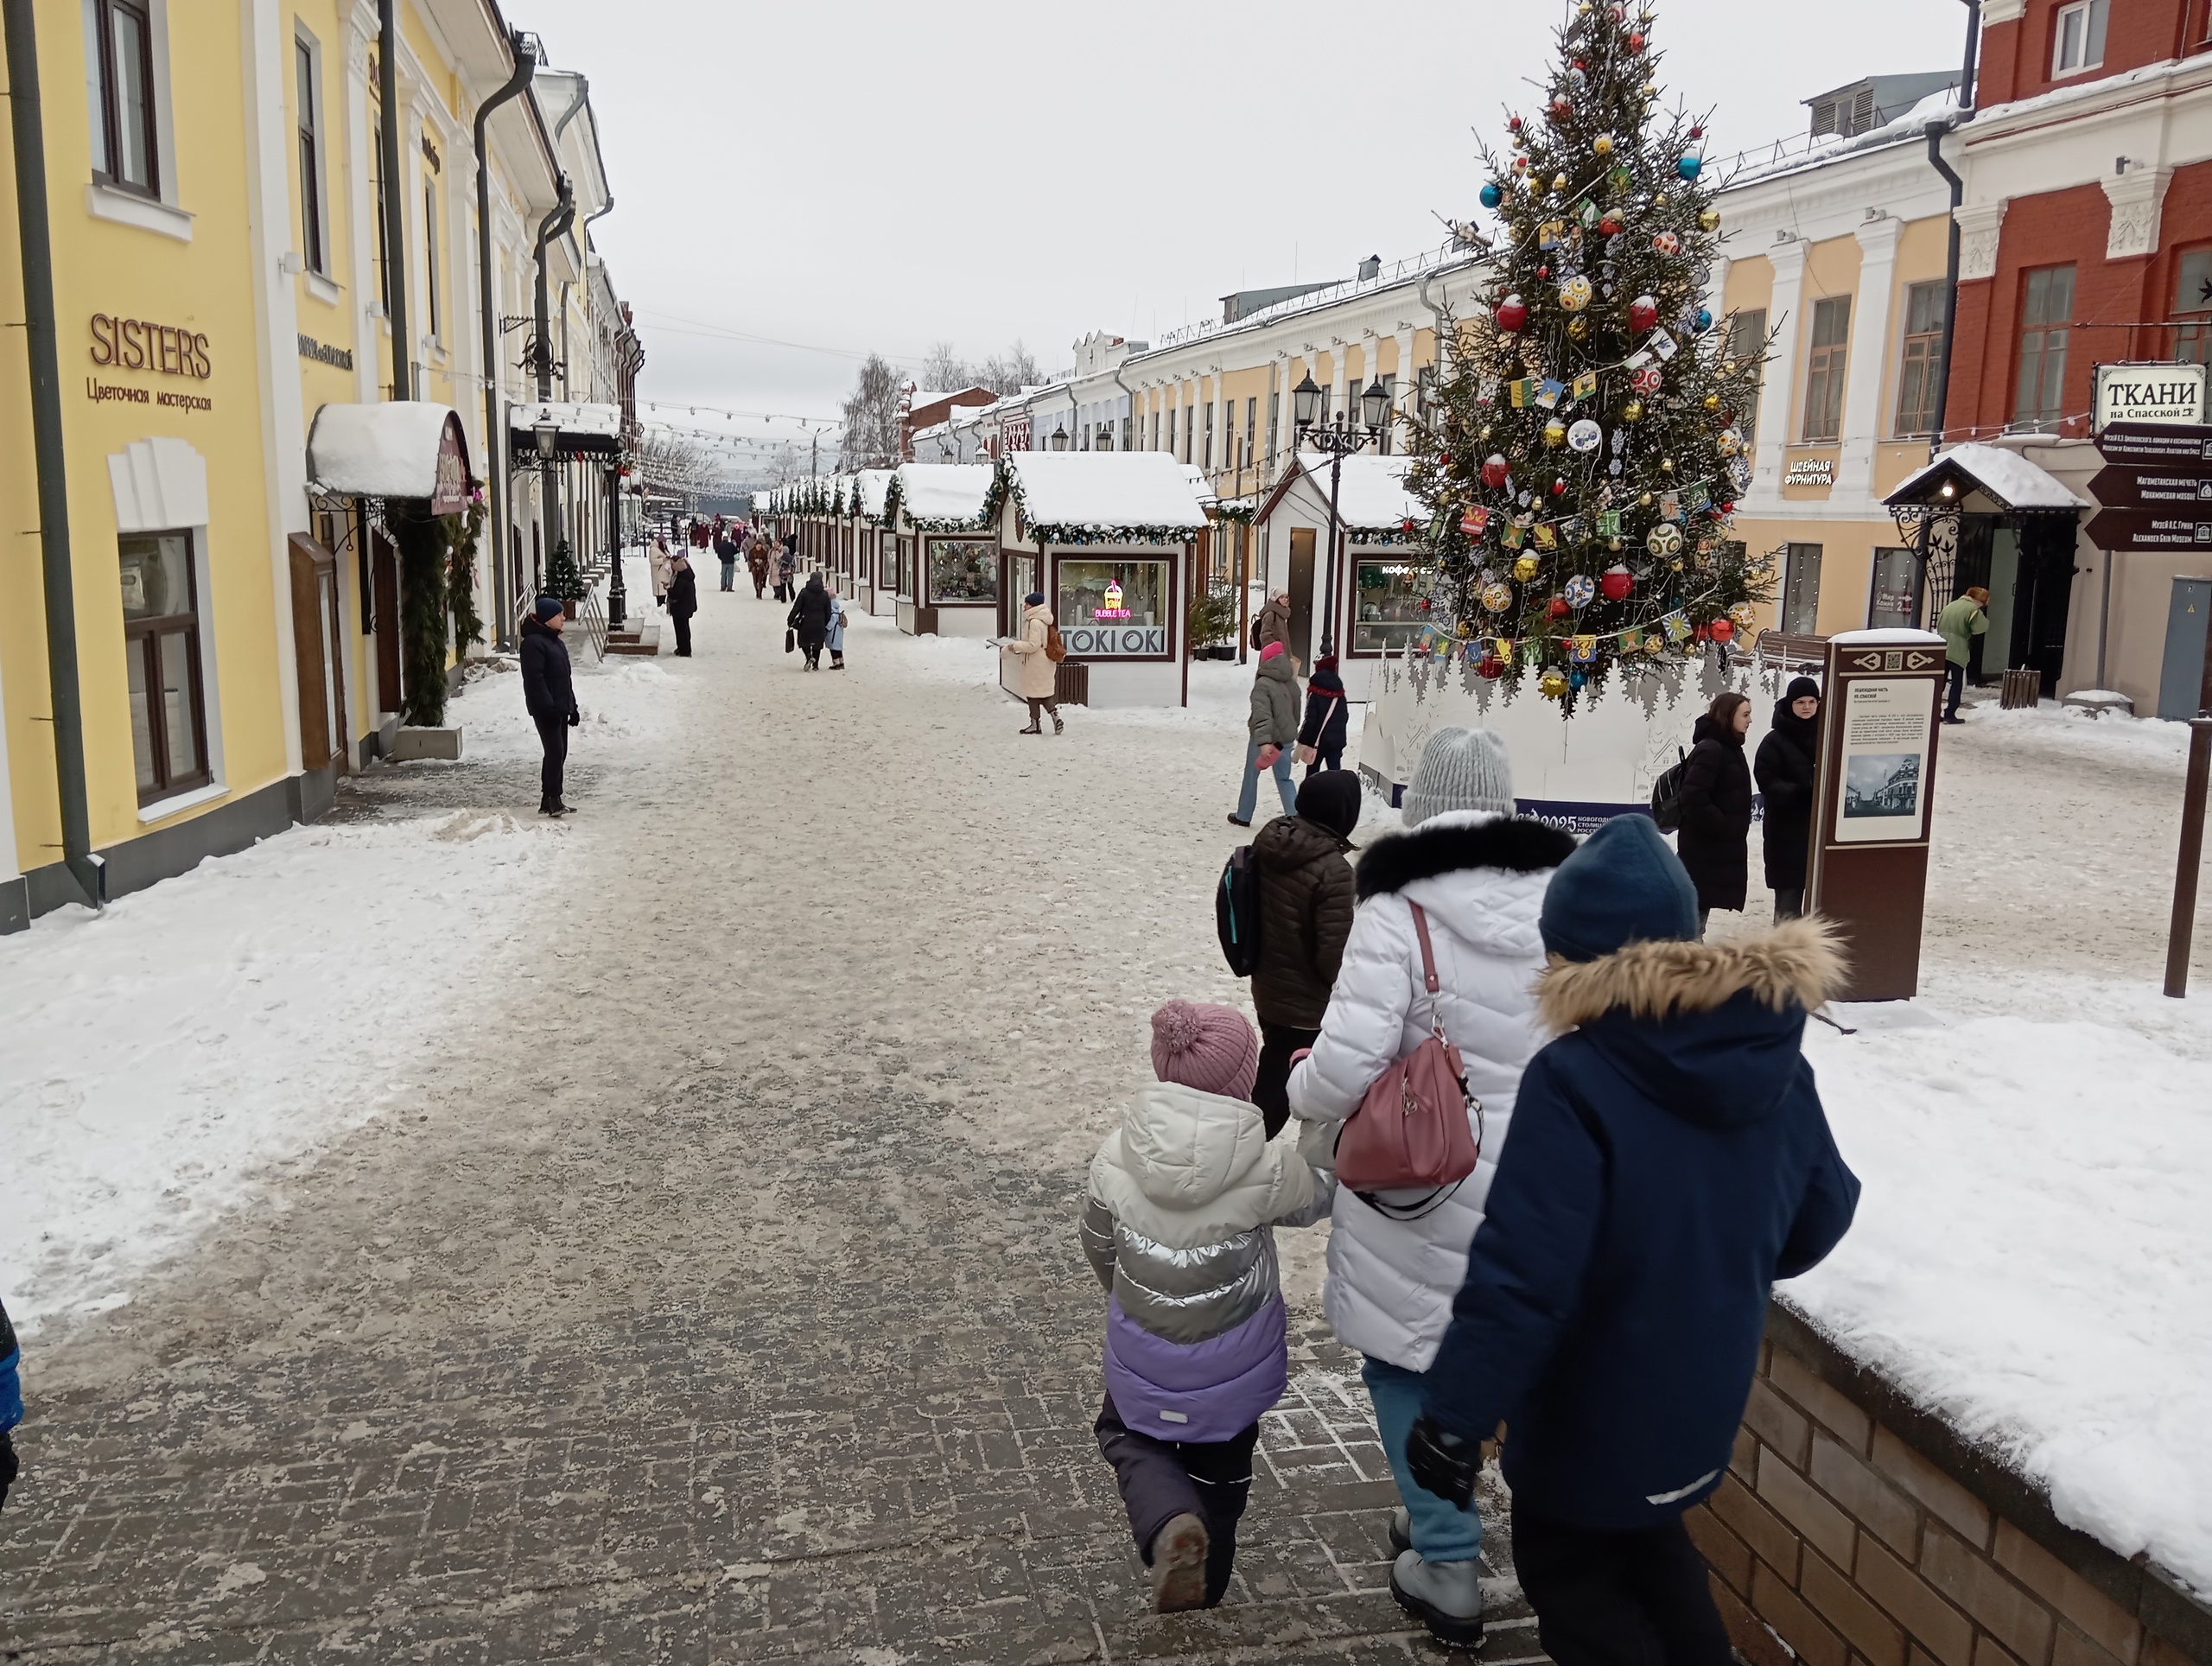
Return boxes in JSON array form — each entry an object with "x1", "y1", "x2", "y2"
[{"x1": 1332, "y1": 901, "x2": 1484, "y2": 1219}]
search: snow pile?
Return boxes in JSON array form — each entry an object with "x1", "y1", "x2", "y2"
[
  {"x1": 506, "y1": 401, "x2": 622, "y2": 440},
  {"x1": 1004, "y1": 451, "x2": 1210, "y2": 534},
  {"x1": 852, "y1": 467, "x2": 895, "y2": 519},
  {"x1": 893, "y1": 461, "x2": 996, "y2": 525},
  {"x1": 1280, "y1": 453, "x2": 1422, "y2": 530},
  {"x1": 305, "y1": 401, "x2": 461, "y2": 499},
  {"x1": 1793, "y1": 1000, "x2": 2212, "y2": 1591}
]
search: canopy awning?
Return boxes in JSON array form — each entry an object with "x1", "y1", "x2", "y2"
[
  {"x1": 306, "y1": 402, "x2": 471, "y2": 511},
  {"x1": 510, "y1": 401, "x2": 624, "y2": 460},
  {"x1": 1884, "y1": 442, "x2": 2087, "y2": 515}
]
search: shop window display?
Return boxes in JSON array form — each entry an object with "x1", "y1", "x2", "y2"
[
  {"x1": 1352, "y1": 558, "x2": 1434, "y2": 653},
  {"x1": 1058, "y1": 558, "x2": 1169, "y2": 656},
  {"x1": 928, "y1": 538, "x2": 997, "y2": 604}
]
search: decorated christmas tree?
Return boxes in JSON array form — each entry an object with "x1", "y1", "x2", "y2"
[
  {"x1": 544, "y1": 537, "x2": 587, "y2": 606},
  {"x1": 1405, "y1": 0, "x2": 1770, "y2": 705}
]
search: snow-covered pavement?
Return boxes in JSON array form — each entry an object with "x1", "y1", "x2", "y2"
[{"x1": 3, "y1": 573, "x2": 2209, "y2": 1646}]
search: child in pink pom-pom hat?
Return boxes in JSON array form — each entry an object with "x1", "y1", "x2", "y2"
[{"x1": 1078, "y1": 998, "x2": 1332, "y2": 1613}]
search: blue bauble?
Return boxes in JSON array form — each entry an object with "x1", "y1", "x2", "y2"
[
  {"x1": 1480, "y1": 181, "x2": 1504, "y2": 209},
  {"x1": 1569, "y1": 670, "x2": 1587, "y2": 690},
  {"x1": 1676, "y1": 154, "x2": 1703, "y2": 181},
  {"x1": 1694, "y1": 308, "x2": 1713, "y2": 333}
]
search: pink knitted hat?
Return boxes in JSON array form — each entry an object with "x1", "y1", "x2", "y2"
[
  {"x1": 1258, "y1": 640, "x2": 1287, "y2": 661},
  {"x1": 1150, "y1": 1000, "x2": 1259, "y2": 1101}
]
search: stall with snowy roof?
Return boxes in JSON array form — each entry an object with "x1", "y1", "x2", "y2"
[
  {"x1": 994, "y1": 452, "x2": 1209, "y2": 709},
  {"x1": 849, "y1": 469, "x2": 896, "y2": 614},
  {"x1": 885, "y1": 462, "x2": 1001, "y2": 637},
  {"x1": 1249, "y1": 452, "x2": 1431, "y2": 699}
]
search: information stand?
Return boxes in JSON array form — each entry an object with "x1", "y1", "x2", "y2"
[{"x1": 1806, "y1": 630, "x2": 1948, "y2": 1001}]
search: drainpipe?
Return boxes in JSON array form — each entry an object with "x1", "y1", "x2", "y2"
[
  {"x1": 533, "y1": 183, "x2": 575, "y2": 582},
  {"x1": 377, "y1": 0, "x2": 410, "y2": 401},
  {"x1": 582, "y1": 196, "x2": 618, "y2": 622},
  {"x1": 4, "y1": 0, "x2": 99, "y2": 907},
  {"x1": 1925, "y1": 1, "x2": 1981, "y2": 453},
  {"x1": 474, "y1": 31, "x2": 534, "y2": 648}
]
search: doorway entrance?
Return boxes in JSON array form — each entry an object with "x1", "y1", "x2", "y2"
[
  {"x1": 1948, "y1": 514, "x2": 2077, "y2": 690},
  {"x1": 371, "y1": 528, "x2": 402, "y2": 715},
  {"x1": 1287, "y1": 527, "x2": 1315, "y2": 665}
]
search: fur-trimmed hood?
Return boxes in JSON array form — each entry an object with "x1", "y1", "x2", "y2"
[
  {"x1": 1537, "y1": 918, "x2": 1845, "y2": 1128},
  {"x1": 1356, "y1": 813, "x2": 1576, "y2": 901}
]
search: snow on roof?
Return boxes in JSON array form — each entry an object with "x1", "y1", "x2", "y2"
[
  {"x1": 1182, "y1": 462, "x2": 1217, "y2": 506},
  {"x1": 508, "y1": 401, "x2": 622, "y2": 438},
  {"x1": 853, "y1": 469, "x2": 895, "y2": 517},
  {"x1": 1003, "y1": 452, "x2": 1209, "y2": 535},
  {"x1": 893, "y1": 462, "x2": 997, "y2": 525},
  {"x1": 1886, "y1": 442, "x2": 2087, "y2": 512},
  {"x1": 306, "y1": 401, "x2": 463, "y2": 499},
  {"x1": 1262, "y1": 452, "x2": 1424, "y2": 530}
]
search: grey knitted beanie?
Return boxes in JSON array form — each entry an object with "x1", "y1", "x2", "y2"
[{"x1": 1401, "y1": 728, "x2": 1516, "y2": 827}]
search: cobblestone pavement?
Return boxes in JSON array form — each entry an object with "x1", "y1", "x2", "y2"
[{"x1": 1, "y1": 587, "x2": 1539, "y2": 1663}]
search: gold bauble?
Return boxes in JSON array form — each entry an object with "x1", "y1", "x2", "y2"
[
  {"x1": 1479, "y1": 424, "x2": 1494, "y2": 441},
  {"x1": 1699, "y1": 208, "x2": 1722, "y2": 232},
  {"x1": 1621, "y1": 398, "x2": 1645, "y2": 422},
  {"x1": 1661, "y1": 457, "x2": 1675, "y2": 473},
  {"x1": 1704, "y1": 393, "x2": 1721, "y2": 410},
  {"x1": 1593, "y1": 133, "x2": 1614, "y2": 156},
  {"x1": 1654, "y1": 192, "x2": 1669, "y2": 207},
  {"x1": 1638, "y1": 492, "x2": 1654, "y2": 506},
  {"x1": 1539, "y1": 669, "x2": 1570, "y2": 699},
  {"x1": 1544, "y1": 418, "x2": 1567, "y2": 448},
  {"x1": 1513, "y1": 554, "x2": 1541, "y2": 582},
  {"x1": 1722, "y1": 359, "x2": 1738, "y2": 375},
  {"x1": 1553, "y1": 173, "x2": 1570, "y2": 191},
  {"x1": 1669, "y1": 558, "x2": 1684, "y2": 572},
  {"x1": 1609, "y1": 537, "x2": 1624, "y2": 550},
  {"x1": 1567, "y1": 316, "x2": 1591, "y2": 340}
]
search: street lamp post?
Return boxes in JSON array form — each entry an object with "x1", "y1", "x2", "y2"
[
  {"x1": 534, "y1": 421, "x2": 558, "y2": 601},
  {"x1": 1293, "y1": 372, "x2": 1391, "y2": 658},
  {"x1": 1050, "y1": 423, "x2": 1070, "y2": 453}
]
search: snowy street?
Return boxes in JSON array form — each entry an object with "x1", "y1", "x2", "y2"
[{"x1": 3, "y1": 569, "x2": 2209, "y2": 1657}]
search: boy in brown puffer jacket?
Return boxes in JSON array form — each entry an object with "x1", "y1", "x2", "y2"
[{"x1": 1249, "y1": 770, "x2": 1362, "y2": 1136}]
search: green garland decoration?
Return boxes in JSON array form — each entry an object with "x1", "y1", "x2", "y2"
[{"x1": 392, "y1": 507, "x2": 452, "y2": 728}]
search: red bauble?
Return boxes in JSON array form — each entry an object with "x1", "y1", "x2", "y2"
[
  {"x1": 1689, "y1": 124, "x2": 1705, "y2": 140},
  {"x1": 1629, "y1": 30, "x2": 1646, "y2": 50},
  {"x1": 1509, "y1": 114, "x2": 1524, "y2": 132},
  {"x1": 1551, "y1": 95, "x2": 1574, "y2": 119},
  {"x1": 1599, "y1": 213, "x2": 1624, "y2": 236},
  {"x1": 1628, "y1": 294, "x2": 1659, "y2": 333},
  {"x1": 1478, "y1": 652, "x2": 1507, "y2": 679},
  {"x1": 1551, "y1": 478, "x2": 1568, "y2": 495},
  {"x1": 1630, "y1": 364, "x2": 1662, "y2": 394},
  {"x1": 1709, "y1": 617, "x2": 1735, "y2": 643},
  {"x1": 1599, "y1": 565, "x2": 1634, "y2": 601},
  {"x1": 1402, "y1": 517, "x2": 1417, "y2": 533},
  {"x1": 1719, "y1": 500, "x2": 1735, "y2": 515},
  {"x1": 1547, "y1": 595, "x2": 1572, "y2": 620},
  {"x1": 1495, "y1": 294, "x2": 1529, "y2": 332},
  {"x1": 1420, "y1": 598, "x2": 1433, "y2": 611},
  {"x1": 1481, "y1": 453, "x2": 1510, "y2": 488}
]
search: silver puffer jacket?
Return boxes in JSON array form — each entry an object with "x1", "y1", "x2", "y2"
[{"x1": 1080, "y1": 1081, "x2": 1330, "y2": 1344}]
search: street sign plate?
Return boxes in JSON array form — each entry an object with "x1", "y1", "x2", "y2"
[
  {"x1": 2088, "y1": 465, "x2": 2212, "y2": 507},
  {"x1": 2085, "y1": 507, "x2": 2212, "y2": 549},
  {"x1": 2095, "y1": 421, "x2": 2212, "y2": 464}
]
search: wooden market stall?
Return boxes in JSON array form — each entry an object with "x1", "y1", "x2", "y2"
[
  {"x1": 850, "y1": 468, "x2": 895, "y2": 614},
  {"x1": 1250, "y1": 452, "x2": 1429, "y2": 700},
  {"x1": 887, "y1": 462, "x2": 1001, "y2": 637}
]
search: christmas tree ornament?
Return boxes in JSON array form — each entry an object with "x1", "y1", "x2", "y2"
[
  {"x1": 1630, "y1": 363, "x2": 1662, "y2": 394},
  {"x1": 1704, "y1": 392, "x2": 1722, "y2": 411},
  {"x1": 1495, "y1": 294, "x2": 1529, "y2": 332},
  {"x1": 1708, "y1": 616, "x2": 1735, "y2": 643},
  {"x1": 1660, "y1": 457, "x2": 1675, "y2": 472},
  {"x1": 1567, "y1": 316, "x2": 1591, "y2": 340},
  {"x1": 1482, "y1": 453, "x2": 1510, "y2": 488},
  {"x1": 1512, "y1": 553, "x2": 1540, "y2": 582},
  {"x1": 1481, "y1": 581, "x2": 1513, "y2": 613},
  {"x1": 1621, "y1": 397, "x2": 1645, "y2": 422},
  {"x1": 1694, "y1": 307, "x2": 1714, "y2": 334},
  {"x1": 1551, "y1": 95, "x2": 1573, "y2": 119},
  {"x1": 1478, "y1": 650, "x2": 1506, "y2": 679},
  {"x1": 1543, "y1": 418, "x2": 1567, "y2": 448},
  {"x1": 1699, "y1": 208, "x2": 1721, "y2": 232},
  {"x1": 1652, "y1": 231, "x2": 1682, "y2": 257},
  {"x1": 1628, "y1": 294, "x2": 1659, "y2": 332},
  {"x1": 1628, "y1": 30, "x2": 1646, "y2": 50},
  {"x1": 1564, "y1": 574, "x2": 1596, "y2": 608},
  {"x1": 1459, "y1": 506, "x2": 1491, "y2": 538},
  {"x1": 1539, "y1": 668, "x2": 1571, "y2": 699},
  {"x1": 1480, "y1": 181, "x2": 1504, "y2": 209},
  {"x1": 1509, "y1": 114, "x2": 1523, "y2": 132},
  {"x1": 1569, "y1": 670, "x2": 1588, "y2": 690},
  {"x1": 1638, "y1": 493, "x2": 1653, "y2": 506},
  {"x1": 1728, "y1": 602, "x2": 1758, "y2": 630},
  {"x1": 1547, "y1": 595, "x2": 1572, "y2": 620},
  {"x1": 1676, "y1": 154, "x2": 1703, "y2": 181},
  {"x1": 1600, "y1": 564, "x2": 1634, "y2": 601},
  {"x1": 1552, "y1": 173, "x2": 1570, "y2": 191},
  {"x1": 1599, "y1": 212, "x2": 1624, "y2": 236},
  {"x1": 1647, "y1": 523, "x2": 1684, "y2": 556},
  {"x1": 1593, "y1": 133, "x2": 1614, "y2": 156},
  {"x1": 1559, "y1": 274, "x2": 1593, "y2": 311},
  {"x1": 1567, "y1": 417, "x2": 1603, "y2": 452}
]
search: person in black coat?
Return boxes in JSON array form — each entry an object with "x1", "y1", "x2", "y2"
[
  {"x1": 713, "y1": 529, "x2": 739, "y2": 592},
  {"x1": 1405, "y1": 816, "x2": 1858, "y2": 1666},
  {"x1": 1754, "y1": 677, "x2": 1821, "y2": 921},
  {"x1": 788, "y1": 571, "x2": 834, "y2": 670},
  {"x1": 1676, "y1": 690, "x2": 1754, "y2": 932},
  {"x1": 666, "y1": 553, "x2": 699, "y2": 658},
  {"x1": 1249, "y1": 769, "x2": 1362, "y2": 1137},
  {"x1": 518, "y1": 595, "x2": 578, "y2": 816},
  {"x1": 1297, "y1": 654, "x2": 1351, "y2": 776}
]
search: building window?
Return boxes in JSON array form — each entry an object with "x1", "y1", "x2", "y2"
[
  {"x1": 1894, "y1": 281, "x2": 1947, "y2": 437},
  {"x1": 372, "y1": 111, "x2": 390, "y2": 311},
  {"x1": 1244, "y1": 397, "x2": 1257, "y2": 468},
  {"x1": 1058, "y1": 559, "x2": 1170, "y2": 657},
  {"x1": 1149, "y1": 408, "x2": 1160, "y2": 451},
  {"x1": 120, "y1": 531, "x2": 210, "y2": 804},
  {"x1": 2171, "y1": 248, "x2": 2212, "y2": 364},
  {"x1": 1868, "y1": 547, "x2": 1922, "y2": 630},
  {"x1": 1379, "y1": 373, "x2": 1397, "y2": 454},
  {"x1": 1166, "y1": 408, "x2": 1177, "y2": 459},
  {"x1": 1205, "y1": 401, "x2": 1215, "y2": 471},
  {"x1": 2013, "y1": 264, "x2": 2075, "y2": 432},
  {"x1": 1781, "y1": 544, "x2": 1823, "y2": 634},
  {"x1": 1801, "y1": 296, "x2": 1850, "y2": 442},
  {"x1": 926, "y1": 538, "x2": 996, "y2": 604},
  {"x1": 295, "y1": 36, "x2": 325, "y2": 272},
  {"x1": 88, "y1": 0, "x2": 158, "y2": 196},
  {"x1": 2052, "y1": 0, "x2": 2107, "y2": 76},
  {"x1": 1351, "y1": 558, "x2": 1435, "y2": 652},
  {"x1": 1728, "y1": 309, "x2": 1767, "y2": 449},
  {"x1": 422, "y1": 181, "x2": 440, "y2": 340}
]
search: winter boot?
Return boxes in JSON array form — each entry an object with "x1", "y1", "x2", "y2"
[
  {"x1": 1051, "y1": 709, "x2": 1065, "y2": 734},
  {"x1": 1388, "y1": 1505, "x2": 1412, "y2": 1557},
  {"x1": 1149, "y1": 1513, "x2": 1210, "y2": 1614},
  {"x1": 1389, "y1": 1549, "x2": 1483, "y2": 1647}
]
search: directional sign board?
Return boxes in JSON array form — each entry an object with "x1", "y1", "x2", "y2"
[
  {"x1": 2086, "y1": 466, "x2": 2212, "y2": 507},
  {"x1": 2090, "y1": 422, "x2": 2212, "y2": 550},
  {"x1": 2096, "y1": 421, "x2": 2212, "y2": 466},
  {"x1": 2085, "y1": 508, "x2": 2212, "y2": 548}
]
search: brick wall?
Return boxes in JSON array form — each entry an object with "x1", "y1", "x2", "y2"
[{"x1": 1688, "y1": 1306, "x2": 2211, "y2": 1666}]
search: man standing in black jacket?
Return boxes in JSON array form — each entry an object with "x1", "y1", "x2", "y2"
[{"x1": 519, "y1": 595, "x2": 579, "y2": 816}]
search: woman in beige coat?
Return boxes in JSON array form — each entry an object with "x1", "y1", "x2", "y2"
[{"x1": 1005, "y1": 591, "x2": 1064, "y2": 735}]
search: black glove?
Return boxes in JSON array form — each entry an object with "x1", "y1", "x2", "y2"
[
  {"x1": 0, "y1": 1430, "x2": 18, "y2": 1510},
  {"x1": 1405, "y1": 1413, "x2": 1479, "y2": 1508},
  {"x1": 567, "y1": 710, "x2": 581, "y2": 727}
]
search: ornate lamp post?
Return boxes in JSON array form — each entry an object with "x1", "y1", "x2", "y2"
[{"x1": 1293, "y1": 372, "x2": 1390, "y2": 657}]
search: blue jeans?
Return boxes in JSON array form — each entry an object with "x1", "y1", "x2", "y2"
[
  {"x1": 1236, "y1": 736, "x2": 1297, "y2": 823},
  {"x1": 1362, "y1": 1356, "x2": 1484, "y2": 1563}
]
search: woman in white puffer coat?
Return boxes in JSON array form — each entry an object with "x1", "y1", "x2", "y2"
[{"x1": 1286, "y1": 727, "x2": 1573, "y2": 1648}]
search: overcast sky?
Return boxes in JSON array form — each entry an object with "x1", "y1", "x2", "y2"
[{"x1": 526, "y1": 0, "x2": 1968, "y2": 474}]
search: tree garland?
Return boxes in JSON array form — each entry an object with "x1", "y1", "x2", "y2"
[{"x1": 391, "y1": 506, "x2": 452, "y2": 729}]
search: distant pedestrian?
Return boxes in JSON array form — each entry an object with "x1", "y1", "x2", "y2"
[
  {"x1": 788, "y1": 570, "x2": 832, "y2": 669},
  {"x1": 667, "y1": 551, "x2": 698, "y2": 657},
  {"x1": 747, "y1": 537, "x2": 770, "y2": 598},
  {"x1": 650, "y1": 537, "x2": 673, "y2": 610},
  {"x1": 1755, "y1": 677, "x2": 1821, "y2": 921},
  {"x1": 1936, "y1": 587, "x2": 1990, "y2": 724},
  {"x1": 776, "y1": 541, "x2": 798, "y2": 603},
  {"x1": 1255, "y1": 588, "x2": 1291, "y2": 652},
  {"x1": 1297, "y1": 653, "x2": 1351, "y2": 775},
  {"x1": 1249, "y1": 769, "x2": 1361, "y2": 1137},
  {"x1": 1006, "y1": 590, "x2": 1064, "y2": 734},
  {"x1": 1230, "y1": 642, "x2": 1300, "y2": 828},
  {"x1": 1285, "y1": 728, "x2": 1573, "y2": 1649},
  {"x1": 1, "y1": 1289, "x2": 21, "y2": 1511},
  {"x1": 715, "y1": 527, "x2": 740, "y2": 592},
  {"x1": 1084, "y1": 999, "x2": 1332, "y2": 1612},
  {"x1": 689, "y1": 518, "x2": 710, "y2": 551},
  {"x1": 519, "y1": 595, "x2": 579, "y2": 817},
  {"x1": 1676, "y1": 690, "x2": 1754, "y2": 936},
  {"x1": 825, "y1": 580, "x2": 849, "y2": 670},
  {"x1": 1403, "y1": 816, "x2": 1859, "y2": 1666}
]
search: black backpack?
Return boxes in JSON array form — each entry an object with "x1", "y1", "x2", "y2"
[
  {"x1": 1216, "y1": 844, "x2": 1262, "y2": 977},
  {"x1": 1649, "y1": 746, "x2": 1690, "y2": 833}
]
